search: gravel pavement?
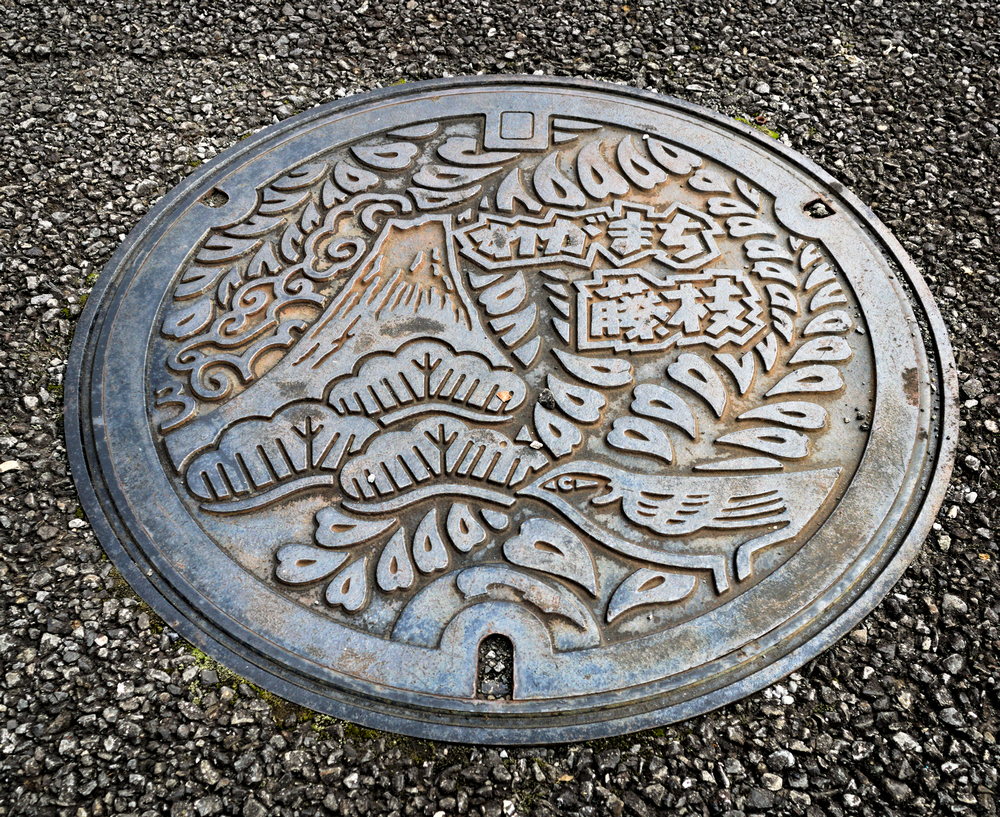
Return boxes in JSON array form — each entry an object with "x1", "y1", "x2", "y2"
[{"x1": 1, "y1": 1, "x2": 998, "y2": 815}]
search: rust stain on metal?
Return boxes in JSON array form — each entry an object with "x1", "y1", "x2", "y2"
[{"x1": 903, "y1": 366, "x2": 921, "y2": 407}]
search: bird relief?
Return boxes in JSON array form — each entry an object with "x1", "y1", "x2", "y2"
[{"x1": 148, "y1": 113, "x2": 861, "y2": 647}]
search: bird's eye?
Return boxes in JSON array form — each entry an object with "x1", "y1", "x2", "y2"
[
  {"x1": 549, "y1": 475, "x2": 603, "y2": 492},
  {"x1": 555, "y1": 476, "x2": 577, "y2": 492},
  {"x1": 543, "y1": 475, "x2": 603, "y2": 493}
]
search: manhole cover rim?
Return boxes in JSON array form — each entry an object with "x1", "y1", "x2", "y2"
[{"x1": 66, "y1": 75, "x2": 958, "y2": 744}]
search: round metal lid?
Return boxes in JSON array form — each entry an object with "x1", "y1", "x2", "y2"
[{"x1": 67, "y1": 76, "x2": 957, "y2": 743}]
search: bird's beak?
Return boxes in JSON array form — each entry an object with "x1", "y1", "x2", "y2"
[{"x1": 515, "y1": 478, "x2": 547, "y2": 502}]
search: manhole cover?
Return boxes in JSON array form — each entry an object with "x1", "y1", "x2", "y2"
[{"x1": 67, "y1": 77, "x2": 957, "y2": 743}]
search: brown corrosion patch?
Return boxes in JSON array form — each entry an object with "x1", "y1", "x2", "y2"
[{"x1": 902, "y1": 367, "x2": 921, "y2": 407}]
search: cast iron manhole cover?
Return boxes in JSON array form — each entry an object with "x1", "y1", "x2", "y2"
[{"x1": 67, "y1": 77, "x2": 957, "y2": 743}]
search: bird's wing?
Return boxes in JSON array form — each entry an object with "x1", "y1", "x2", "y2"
[
  {"x1": 614, "y1": 479, "x2": 792, "y2": 536},
  {"x1": 618, "y1": 488, "x2": 728, "y2": 535},
  {"x1": 711, "y1": 488, "x2": 790, "y2": 529}
]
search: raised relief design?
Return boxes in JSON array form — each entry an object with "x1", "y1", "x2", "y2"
[
  {"x1": 575, "y1": 267, "x2": 766, "y2": 353},
  {"x1": 455, "y1": 201, "x2": 722, "y2": 272},
  {"x1": 148, "y1": 110, "x2": 863, "y2": 653}
]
